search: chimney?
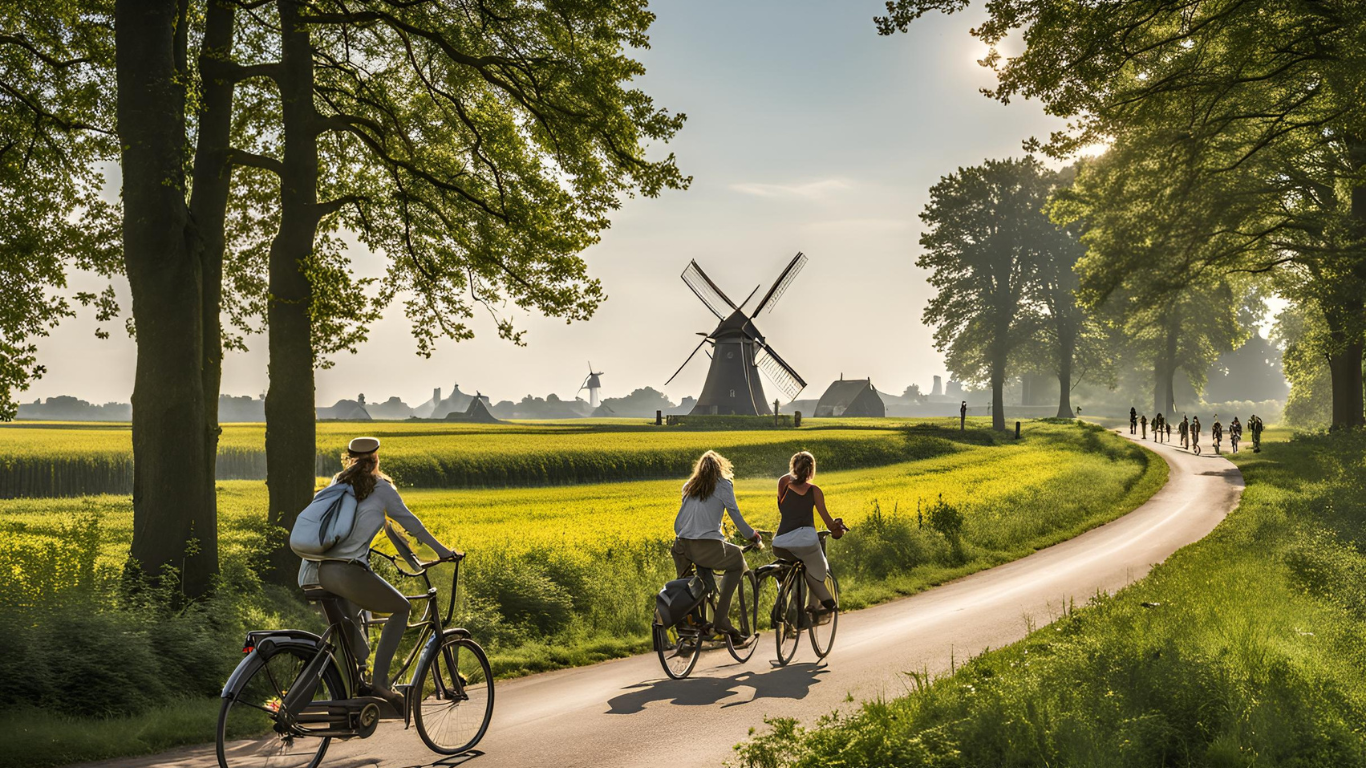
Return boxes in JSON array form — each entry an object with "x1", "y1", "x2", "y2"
[
  {"x1": 932, "y1": 375, "x2": 943, "y2": 396},
  {"x1": 433, "y1": 387, "x2": 441, "y2": 404}
]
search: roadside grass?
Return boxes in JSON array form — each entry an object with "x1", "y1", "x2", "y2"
[
  {"x1": 0, "y1": 420, "x2": 1161, "y2": 768},
  {"x1": 734, "y1": 427, "x2": 1366, "y2": 768}
]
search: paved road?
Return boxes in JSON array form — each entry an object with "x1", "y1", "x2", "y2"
[{"x1": 87, "y1": 429, "x2": 1242, "y2": 768}]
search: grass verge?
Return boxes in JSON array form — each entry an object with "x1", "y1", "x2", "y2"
[{"x1": 734, "y1": 427, "x2": 1366, "y2": 767}]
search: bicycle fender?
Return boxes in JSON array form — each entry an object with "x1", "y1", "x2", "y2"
[
  {"x1": 754, "y1": 562, "x2": 787, "y2": 579},
  {"x1": 220, "y1": 636, "x2": 322, "y2": 698}
]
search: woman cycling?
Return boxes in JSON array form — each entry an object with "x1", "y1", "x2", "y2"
[
  {"x1": 316, "y1": 437, "x2": 458, "y2": 711},
  {"x1": 672, "y1": 450, "x2": 761, "y2": 643},
  {"x1": 773, "y1": 451, "x2": 847, "y2": 618}
]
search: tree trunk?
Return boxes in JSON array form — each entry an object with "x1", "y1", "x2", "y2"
[
  {"x1": 1326, "y1": 309, "x2": 1365, "y2": 430},
  {"x1": 187, "y1": 0, "x2": 236, "y2": 586},
  {"x1": 117, "y1": 0, "x2": 216, "y2": 597},
  {"x1": 1055, "y1": 323, "x2": 1074, "y2": 419},
  {"x1": 266, "y1": 0, "x2": 321, "y2": 581},
  {"x1": 1154, "y1": 312, "x2": 1178, "y2": 418},
  {"x1": 990, "y1": 345, "x2": 1006, "y2": 431}
]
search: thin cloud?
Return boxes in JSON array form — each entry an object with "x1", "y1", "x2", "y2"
[
  {"x1": 801, "y1": 218, "x2": 911, "y2": 234},
  {"x1": 729, "y1": 178, "x2": 852, "y2": 200}
]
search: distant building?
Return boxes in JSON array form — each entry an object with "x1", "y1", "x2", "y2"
[
  {"x1": 814, "y1": 377, "x2": 885, "y2": 418},
  {"x1": 414, "y1": 384, "x2": 478, "y2": 419},
  {"x1": 932, "y1": 375, "x2": 943, "y2": 397},
  {"x1": 443, "y1": 392, "x2": 500, "y2": 423},
  {"x1": 317, "y1": 397, "x2": 372, "y2": 421}
]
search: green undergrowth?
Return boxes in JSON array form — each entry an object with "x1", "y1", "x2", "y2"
[
  {"x1": 735, "y1": 428, "x2": 1366, "y2": 768},
  {"x1": 0, "y1": 421, "x2": 1161, "y2": 767}
]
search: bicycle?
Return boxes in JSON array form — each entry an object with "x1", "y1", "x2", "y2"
[
  {"x1": 217, "y1": 536, "x2": 494, "y2": 767},
  {"x1": 751, "y1": 530, "x2": 840, "y2": 666},
  {"x1": 653, "y1": 536, "x2": 765, "y2": 680}
]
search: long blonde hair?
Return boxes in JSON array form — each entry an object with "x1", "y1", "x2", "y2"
[
  {"x1": 335, "y1": 449, "x2": 392, "y2": 501},
  {"x1": 789, "y1": 451, "x2": 815, "y2": 484},
  {"x1": 682, "y1": 450, "x2": 733, "y2": 500}
]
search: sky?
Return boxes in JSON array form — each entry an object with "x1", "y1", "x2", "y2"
[{"x1": 30, "y1": 0, "x2": 1079, "y2": 409}]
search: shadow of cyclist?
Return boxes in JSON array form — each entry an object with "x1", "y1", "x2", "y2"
[{"x1": 605, "y1": 662, "x2": 830, "y2": 715}]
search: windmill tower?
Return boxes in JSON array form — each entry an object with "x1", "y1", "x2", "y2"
[
  {"x1": 578, "y1": 362, "x2": 605, "y2": 408},
  {"x1": 666, "y1": 253, "x2": 809, "y2": 416}
]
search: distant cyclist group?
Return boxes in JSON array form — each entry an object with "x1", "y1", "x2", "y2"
[
  {"x1": 1129, "y1": 406, "x2": 1264, "y2": 454},
  {"x1": 218, "y1": 437, "x2": 849, "y2": 766}
]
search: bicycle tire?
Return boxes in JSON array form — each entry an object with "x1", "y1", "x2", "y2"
[
  {"x1": 217, "y1": 645, "x2": 344, "y2": 768},
  {"x1": 726, "y1": 571, "x2": 759, "y2": 664},
  {"x1": 774, "y1": 571, "x2": 803, "y2": 666},
  {"x1": 655, "y1": 621, "x2": 701, "y2": 679},
  {"x1": 413, "y1": 635, "x2": 495, "y2": 755},
  {"x1": 808, "y1": 570, "x2": 839, "y2": 658}
]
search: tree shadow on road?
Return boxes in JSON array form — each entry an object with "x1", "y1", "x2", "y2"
[{"x1": 605, "y1": 662, "x2": 830, "y2": 715}]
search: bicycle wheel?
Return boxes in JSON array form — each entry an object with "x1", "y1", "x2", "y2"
[
  {"x1": 655, "y1": 618, "x2": 702, "y2": 680},
  {"x1": 414, "y1": 634, "x2": 495, "y2": 755},
  {"x1": 774, "y1": 572, "x2": 803, "y2": 666},
  {"x1": 217, "y1": 646, "x2": 344, "y2": 768},
  {"x1": 727, "y1": 571, "x2": 759, "y2": 664},
  {"x1": 808, "y1": 570, "x2": 840, "y2": 659}
]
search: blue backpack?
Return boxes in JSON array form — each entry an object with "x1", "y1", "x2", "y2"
[{"x1": 289, "y1": 482, "x2": 359, "y2": 558}]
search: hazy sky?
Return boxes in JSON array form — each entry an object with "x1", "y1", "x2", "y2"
[{"x1": 32, "y1": 1, "x2": 1077, "y2": 408}]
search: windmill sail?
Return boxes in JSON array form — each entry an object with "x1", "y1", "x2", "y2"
[
  {"x1": 682, "y1": 261, "x2": 738, "y2": 320},
  {"x1": 755, "y1": 346, "x2": 806, "y2": 401},
  {"x1": 753, "y1": 252, "x2": 807, "y2": 316},
  {"x1": 666, "y1": 337, "x2": 711, "y2": 385}
]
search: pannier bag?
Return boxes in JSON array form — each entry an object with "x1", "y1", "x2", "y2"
[
  {"x1": 655, "y1": 576, "x2": 707, "y2": 628},
  {"x1": 289, "y1": 482, "x2": 359, "y2": 558}
]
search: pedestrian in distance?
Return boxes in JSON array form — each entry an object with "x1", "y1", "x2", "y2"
[
  {"x1": 1230, "y1": 416, "x2": 1242, "y2": 454},
  {"x1": 1154, "y1": 413, "x2": 1164, "y2": 443},
  {"x1": 1166, "y1": 421, "x2": 1172, "y2": 443},
  {"x1": 1191, "y1": 416, "x2": 1202, "y2": 455},
  {"x1": 1140, "y1": 414, "x2": 1147, "y2": 439},
  {"x1": 960, "y1": 401, "x2": 967, "y2": 431},
  {"x1": 1212, "y1": 417, "x2": 1223, "y2": 454},
  {"x1": 1130, "y1": 407, "x2": 1138, "y2": 435},
  {"x1": 1251, "y1": 414, "x2": 1264, "y2": 453},
  {"x1": 1179, "y1": 415, "x2": 1189, "y2": 449}
]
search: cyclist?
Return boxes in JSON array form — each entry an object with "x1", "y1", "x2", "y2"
[
  {"x1": 314, "y1": 437, "x2": 458, "y2": 711},
  {"x1": 773, "y1": 451, "x2": 847, "y2": 621},
  {"x1": 1179, "y1": 415, "x2": 1189, "y2": 449},
  {"x1": 1191, "y1": 416, "x2": 1202, "y2": 454},
  {"x1": 1212, "y1": 418, "x2": 1223, "y2": 453},
  {"x1": 671, "y1": 450, "x2": 761, "y2": 644},
  {"x1": 1230, "y1": 416, "x2": 1242, "y2": 453}
]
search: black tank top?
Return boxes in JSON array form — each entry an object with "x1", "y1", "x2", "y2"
[{"x1": 777, "y1": 486, "x2": 817, "y2": 537}]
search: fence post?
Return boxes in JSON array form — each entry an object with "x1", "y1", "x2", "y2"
[
  {"x1": 1015, "y1": 420, "x2": 1021, "y2": 439},
  {"x1": 795, "y1": 411, "x2": 802, "y2": 428},
  {"x1": 655, "y1": 410, "x2": 662, "y2": 426}
]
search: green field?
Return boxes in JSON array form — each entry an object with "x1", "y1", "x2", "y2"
[
  {"x1": 734, "y1": 428, "x2": 1366, "y2": 767},
  {"x1": 1, "y1": 418, "x2": 961, "y2": 497},
  {"x1": 0, "y1": 419, "x2": 1164, "y2": 767}
]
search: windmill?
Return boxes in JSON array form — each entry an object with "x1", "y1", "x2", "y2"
[
  {"x1": 578, "y1": 362, "x2": 605, "y2": 408},
  {"x1": 666, "y1": 253, "x2": 809, "y2": 416}
]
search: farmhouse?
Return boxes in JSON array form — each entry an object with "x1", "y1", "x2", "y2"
[
  {"x1": 814, "y1": 377, "x2": 885, "y2": 418},
  {"x1": 316, "y1": 398, "x2": 372, "y2": 421},
  {"x1": 444, "y1": 393, "x2": 501, "y2": 423}
]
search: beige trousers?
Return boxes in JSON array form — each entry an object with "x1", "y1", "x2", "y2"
[{"x1": 671, "y1": 537, "x2": 748, "y2": 631}]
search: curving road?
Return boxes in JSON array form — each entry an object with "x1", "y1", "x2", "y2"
[{"x1": 84, "y1": 428, "x2": 1241, "y2": 768}]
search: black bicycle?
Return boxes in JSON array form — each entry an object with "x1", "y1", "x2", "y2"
[
  {"x1": 654, "y1": 537, "x2": 765, "y2": 679},
  {"x1": 217, "y1": 539, "x2": 494, "y2": 767},
  {"x1": 752, "y1": 530, "x2": 840, "y2": 666}
]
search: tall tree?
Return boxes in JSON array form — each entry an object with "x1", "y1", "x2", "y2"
[
  {"x1": 878, "y1": 0, "x2": 1366, "y2": 428},
  {"x1": 214, "y1": 0, "x2": 689, "y2": 578},
  {"x1": 115, "y1": 0, "x2": 218, "y2": 596},
  {"x1": 920, "y1": 157, "x2": 1055, "y2": 430}
]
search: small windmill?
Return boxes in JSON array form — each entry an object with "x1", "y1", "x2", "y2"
[
  {"x1": 579, "y1": 362, "x2": 605, "y2": 408},
  {"x1": 666, "y1": 253, "x2": 809, "y2": 416}
]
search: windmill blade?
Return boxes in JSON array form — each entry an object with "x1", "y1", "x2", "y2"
[
  {"x1": 682, "y1": 261, "x2": 737, "y2": 319},
  {"x1": 753, "y1": 252, "x2": 808, "y2": 316},
  {"x1": 755, "y1": 345, "x2": 806, "y2": 401},
  {"x1": 666, "y1": 337, "x2": 712, "y2": 385}
]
